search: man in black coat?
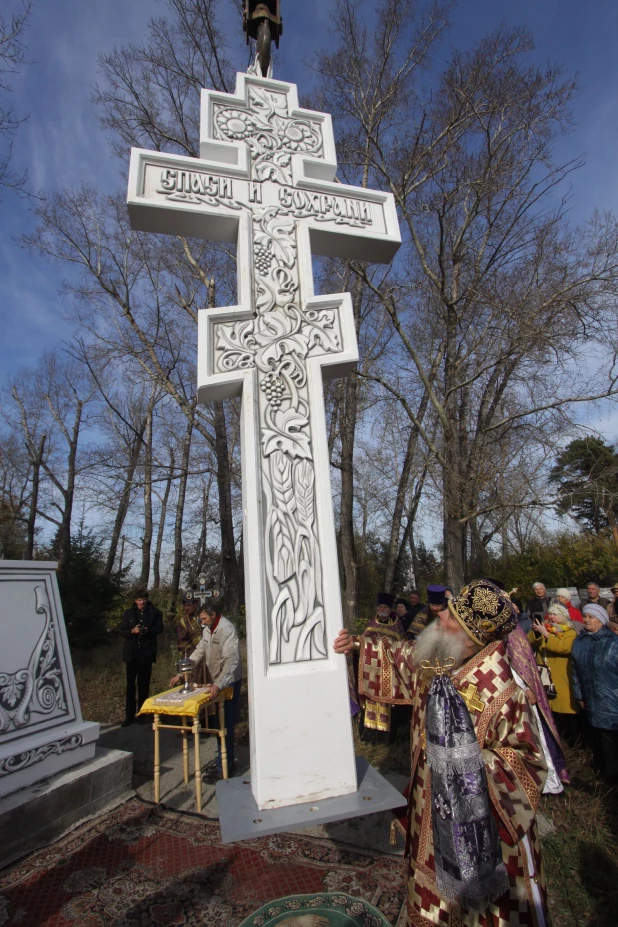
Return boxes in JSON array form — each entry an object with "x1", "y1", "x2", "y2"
[
  {"x1": 120, "y1": 588, "x2": 163, "y2": 726},
  {"x1": 525, "y1": 582, "x2": 551, "y2": 629}
]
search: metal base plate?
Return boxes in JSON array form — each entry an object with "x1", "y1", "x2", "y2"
[{"x1": 215, "y1": 756, "x2": 405, "y2": 844}]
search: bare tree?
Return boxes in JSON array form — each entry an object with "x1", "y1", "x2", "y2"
[
  {"x1": 153, "y1": 447, "x2": 174, "y2": 589},
  {"x1": 10, "y1": 353, "x2": 95, "y2": 573},
  {"x1": 0, "y1": 430, "x2": 32, "y2": 557},
  {"x1": 0, "y1": 0, "x2": 31, "y2": 197},
  {"x1": 314, "y1": 3, "x2": 618, "y2": 589}
]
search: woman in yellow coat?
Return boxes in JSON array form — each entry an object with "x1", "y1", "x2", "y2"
[{"x1": 528, "y1": 602, "x2": 580, "y2": 743}]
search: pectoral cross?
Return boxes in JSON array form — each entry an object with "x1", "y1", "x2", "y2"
[
  {"x1": 127, "y1": 69, "x2": 401, "y2": 810},
  {"x1": 459, "y1": 683, "x2": 485, "y2": 714}
]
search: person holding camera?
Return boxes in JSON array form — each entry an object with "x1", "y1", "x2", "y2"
[
  {"x1": 527, "y1": 603, "x2": 580, "y2": 744},
  {"x1": 120, "y1": 588, "x2": 163, "y2": 726}
]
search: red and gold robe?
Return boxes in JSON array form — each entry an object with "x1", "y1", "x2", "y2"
[
  {"x1": 359, "y1": 614, "x2": 406, "y2": 733},
  {"x1": 359, "y1": 635, "x2": 548, "y2": 927}
]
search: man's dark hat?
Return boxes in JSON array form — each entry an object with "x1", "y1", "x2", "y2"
[
  {"x1": 449, "y1": 578, "x2": 517, "y2": 647},
  {"x1": 376, "y1": 592, "x2": 394, "y2": 607},
  {"x1": 427, "y1": 584, "x2": 446, "y2": 605}
]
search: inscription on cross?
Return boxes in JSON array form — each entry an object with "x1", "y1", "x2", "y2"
[{"x1": 128, "y1": 70, "x2": 400, "y2": 810}]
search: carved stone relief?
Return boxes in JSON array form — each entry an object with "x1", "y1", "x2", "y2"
[
  {"x1": 0, "y1": 585, "x2": 68, "y2": 733},
  {"x1": 0, "y1": 733, "x2": 82, "y2": 778},
  {"x1": 211, "y1": 85, "x2": 347, "y2": 664}
]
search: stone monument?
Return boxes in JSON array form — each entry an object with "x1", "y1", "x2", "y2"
[
  {"x1": 0, "y1": 561, "x2": 131, "y2": 865},
  {"x1": 127, "y1": 62, "x2": 401, "y2": 816}
]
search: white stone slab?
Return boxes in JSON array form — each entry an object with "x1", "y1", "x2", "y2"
[
  {"x1": 0, "y1": 561, "x2": 99, "y2": 798},
  {"x1": 127, "y1": 69, "x2": 402, "y2": 812}
]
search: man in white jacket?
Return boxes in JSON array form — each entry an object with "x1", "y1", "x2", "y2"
[{"x1": 171, "y1": 601, "x2": 242, "y2": 778}]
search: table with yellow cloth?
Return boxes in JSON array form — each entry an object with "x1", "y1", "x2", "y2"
[{"x1": 137, "y1": 685, "x2": 233, "y2": 813}]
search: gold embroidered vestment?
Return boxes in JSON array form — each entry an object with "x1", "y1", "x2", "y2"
[{"x1": 358, "y1": 636, "x2": 548, "y2": 927}]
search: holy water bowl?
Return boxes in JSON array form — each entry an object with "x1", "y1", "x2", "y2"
[{"x1": 176, "y1": 656, "x2": 195, "y2": 696}]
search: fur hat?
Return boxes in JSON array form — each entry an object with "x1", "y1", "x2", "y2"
[
  {"x1": 582, "y1": 603, "x2": 609, "y2": 626},
  {"x1": 547, "y1": 603, "x2": 570, "y2": 623},
  {"x1": 449, "y1": 579, "x2": 517, "y2": 647}
]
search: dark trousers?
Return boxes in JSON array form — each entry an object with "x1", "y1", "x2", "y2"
[
  {"x1": 588, "y1": 726, "x2": 618, "y2": 784},
  {"x1": 217, "y1": 679, "x2": 241, "y2": 773},
  {"x1": 125, "y1": 660, "x2": 153, "y2": 720},
  {"x1": 554, "y1": 711, "x2": 584, "y2": 746}
]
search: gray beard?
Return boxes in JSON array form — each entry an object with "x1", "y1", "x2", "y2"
[{"x1": 412, "y1": 619, "x2": 471, "y2": 671}]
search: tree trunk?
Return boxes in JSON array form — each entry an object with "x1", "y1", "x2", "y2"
[
  {"x1": 171, "y1": 409, "x2": 194, "y2": 608},
  {"x1": 206, "y1": 277, "x2": 240, "y2": 610},
  {"x1": 187, "y1": 477, "x2": 211, "y2": 588},
  {"x1": 339, "y1": 273, "x2": 363, "y2": 627},
  {"x1": 394, "y1": 468, "x2": 427, "y2": 588},
  {"x1": 408, "y1": 531, "x2": 419, "y2": 590},
  {"x1": 104, "y1": 419, "x2": 147, "y2": 578},
  {"x1": 56, "y1": 401, "x2": 83, "y2": 577},
  {"x1": 443, "y1": 448, "x2": 466, "y2": 591},
  {"x1": 153, "y1": 450, "x2": 174, "y2": 588},
  {"x1": 442, "y1": 280, "x2": 466, "y2": 590},
  {"x1": 213, "y1": 399, "x2": 240, "y2": 610},
  {"x1": 383, "y1": 425, "x2": 420, "y2": 592},
  {"x1": 27, "y1": 434, "x2": 46, "y2": 559},
  {"x1": 443, "y1": 502, "x2": 466, "y2": 590},
  {"x1": 607, "y1": 507, "x2": 618, "y2": 554},
  {"x1": 139, "y1": 404, "x2": 154, "y2": 588}
]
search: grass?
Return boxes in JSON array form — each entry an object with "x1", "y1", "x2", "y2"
[
  {"x1": 540, "y1": 744, "x2": 618, "y2": 927},
  {"x1": 72, "y1": 642, "x2": 618, "y2": 925},
  {"x1": 73, "y1": 633, "x2": 180, "y2": 724},
  {"x1": 73, "y1": 633, "x2": 252, "y2": 741}
]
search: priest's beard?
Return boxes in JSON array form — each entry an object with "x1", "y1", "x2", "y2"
[{"x1": 413, "y1": 619, "x2": 471, "y2": 670}]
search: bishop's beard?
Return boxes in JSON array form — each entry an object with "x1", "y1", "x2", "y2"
[{"x1": 412, "y1": 618, "x2": 471, "y2": 670}]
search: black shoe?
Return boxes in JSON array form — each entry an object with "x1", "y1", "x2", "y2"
[
  {"x1": 206, "y1": 763, "x2": 236, "y2": 783},
  {"x1": 121, "y1": 717, "x2": 135, "y2": 727},
  {"x1": 203, "y1": 770, "x2": 218, "y2": 784}
]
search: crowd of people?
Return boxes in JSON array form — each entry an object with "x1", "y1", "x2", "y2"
[
  {"x1": 117, "y1": 577, "x2": 618, "y2": 925},
  {"x1": 355, "y1": 581, "x2": 618, "y2": 786},
  {"x1": 336, "y1": 578, "x2": 618, "y2": 926}
]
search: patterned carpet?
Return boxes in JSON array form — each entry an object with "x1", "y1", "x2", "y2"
[{"x1": 0, "y1": 799, "x2": 407, "y2": 927}]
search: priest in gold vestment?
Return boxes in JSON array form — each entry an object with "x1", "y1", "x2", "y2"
[{"x1": 335, "y1": 579, "x2": 548, "y2": 927}]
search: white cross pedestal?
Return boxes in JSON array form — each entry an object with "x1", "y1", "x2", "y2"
[{"x1": 127, "y1": 69, "x2": 401, "y2": 814}]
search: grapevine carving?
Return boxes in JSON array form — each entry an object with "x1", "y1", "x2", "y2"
[
  {"x1": 212, "y1": 85, "x2": 345, "y2": 663},
  {"x1": 0, "y1": 585, "x2": 68, "y2": 732}
]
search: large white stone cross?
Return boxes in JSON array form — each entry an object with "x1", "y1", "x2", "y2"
[{"x1": 127, "y1": 69, "x2": 400, "y2": 810}]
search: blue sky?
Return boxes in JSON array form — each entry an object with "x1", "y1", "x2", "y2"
[{"x1": 2, "y1": 0, "x2": 618, "y2": 435}]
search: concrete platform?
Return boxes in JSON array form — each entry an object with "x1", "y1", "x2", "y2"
[
  {"x1": 0, "y1": 746, "x2": 133, "y2": 869},
  {"x1": 99, "y1": 720, "x2": 408, "y2": 856},
  {"x1": 216, "y1": 757, "x2": 406, "y2": 844}
]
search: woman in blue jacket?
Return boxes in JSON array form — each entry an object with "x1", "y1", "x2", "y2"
[{"x1": 571, "y1": 603, "x2": 618, "y2": 784}]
